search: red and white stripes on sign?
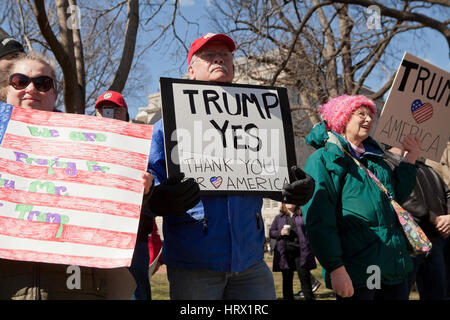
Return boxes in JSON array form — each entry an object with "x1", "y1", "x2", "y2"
[
  {"x1": 10, "y1": 107, "x2": 153, "y2": 140},
  {"x1": 412, "y1": 103, "x2": 433, "y2": 123},
  {"x1": 0, "y1": 107, "x2": 152, "y2": 268},
  {"x1": 0, "y1": 157, "x2": 143, "y2": 193},
  {"x1": 2, "y1": 134, "x2": 148, "y2": 172}
]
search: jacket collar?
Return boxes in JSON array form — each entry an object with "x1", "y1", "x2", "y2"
[{"x1": 306, "y1": 121, "x2": 384, "y2": 161}]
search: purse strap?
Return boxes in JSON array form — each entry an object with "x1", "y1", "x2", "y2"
[
  {"x1": 326, "y1": 132, "x2": 395, "y2": 201},
  {"x1": 341, "y1": 147, "x2": 395, "y2": 200}
]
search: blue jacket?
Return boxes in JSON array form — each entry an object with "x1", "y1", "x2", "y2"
[{"x1": 148, "y1": 119, "x2": 265, "y2": 272}]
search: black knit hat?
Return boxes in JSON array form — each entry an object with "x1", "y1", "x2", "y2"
[{"x1": 0, "y1": 35, "x2": 24, "y2": 59}]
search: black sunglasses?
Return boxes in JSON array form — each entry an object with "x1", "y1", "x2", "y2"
[{"x1": 9, "y1": 73, "x2": 56, "y2": 92}]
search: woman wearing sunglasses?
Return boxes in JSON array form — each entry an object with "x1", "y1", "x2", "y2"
[
  {"x1": 4, "y1": 53, "x2": 57, "y2": 111},
  {"x1": 0, "y1": 52, "x2": 114, "y2": 300}
]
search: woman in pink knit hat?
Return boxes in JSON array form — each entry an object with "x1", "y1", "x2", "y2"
[{"x1": 301, "y1": 94, "x2": 421, "y2": 300}]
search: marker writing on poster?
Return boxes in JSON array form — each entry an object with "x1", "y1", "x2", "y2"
[
  {"x1": 0, "y1": 174, "x2": 15, "y2": 189},
  {"x1": 15, "y1": 204, "x2": 69, "y2": 239},
  {"x1": 182, "y1": 89, "x2": 280, "y2": 151},
  {"x1": 69, "y1": 131, "x2": 107, "y2": 142},
  {"x1": 27, "y1": 125, "x2": 108, "y2": 142},
  {"x1": 12, "y1": 181, "x2": 71, "y2": 238},
  {"x1": 398, "y1": 59, "x2": 449, "y2": 107},
  {"x1": 378, "y1": 115, "x2": 440, "y2": 156},
  {"x1": 14, "y1": 151, "x2": 77, "y2": 176},
  {"x1": 28, "y1": 180, "x2": 69, "y2": 196},
  {"x1": 27, "y1": 126, "x2": 59, "y2": 138}
]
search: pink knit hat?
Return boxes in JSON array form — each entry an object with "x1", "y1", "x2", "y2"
[{"x1": 318, "y1": 95, "x2": 376, "y2": 133}]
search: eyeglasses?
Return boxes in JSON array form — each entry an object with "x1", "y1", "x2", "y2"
[
  {"x1": 352, "y1": 110, "x2": 374, "y2": 120},
  {"x1": 197, "y1": 51, "x2": 233, "y2": 62},
  {"x1": 9, "y1": 73, "x2": 56, "y2": 92}
]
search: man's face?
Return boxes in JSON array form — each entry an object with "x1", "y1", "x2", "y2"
[
  {"x1": 188, "y1": 41, "x2": 234, "y2": 83},
  {"x1": 96, "y1": 104, "x2": 127, "y2": 121}
]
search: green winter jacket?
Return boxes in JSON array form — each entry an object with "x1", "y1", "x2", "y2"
[{"x1": 302, "y1": 122, "x2": 416, "y2": 290}]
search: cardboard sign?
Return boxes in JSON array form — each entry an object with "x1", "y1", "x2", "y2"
[
  {"x1": 373, "y1": 52, "x2": 450, "y2": 162},
  {"x1": 160, "y1": 77, "x2": 296, "y2": 197},
  {"x1": 0, "y1": 103, "x2": 152, "y2": 268}
]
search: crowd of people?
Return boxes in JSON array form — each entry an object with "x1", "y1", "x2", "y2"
[{"x1": 0, "y1": 31, "x2": 449, "y2": 301}]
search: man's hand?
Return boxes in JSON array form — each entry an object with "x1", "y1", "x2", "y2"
[
  {"x1": 330, "y1": 265, "x2": 354, "y2": 298},
  {"x1": 149, "y1": 173, "x2": 200, "y2": 216},
  {"x1": 435, "y1": 215, "x2": 450, "y2": 238},
  {"x1": 281, "y1": 166, "x2": 315, "y2": 205}
]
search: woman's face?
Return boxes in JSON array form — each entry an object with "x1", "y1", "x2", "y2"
[
  {"x1": 285, "y1": 204, "x2": 298, "y2": 213},
  {"x1": 342, "y1": 106, "x2": 374, "y2": 146},
  {"x1": 6, "y1": 60, "x2": 57, "y2": 111}
]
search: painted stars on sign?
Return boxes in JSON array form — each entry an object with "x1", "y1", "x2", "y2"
[{"x1": 411, "y1": 99, "x2": 433, "y2": 124}]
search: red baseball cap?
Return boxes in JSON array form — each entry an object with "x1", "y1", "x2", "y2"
[
  {"x1": 188, "y1": 33, "x2": 235, "y2": 65},
  {"x1": 95, "y1": 91, "x2": 128, "y2": 110}
]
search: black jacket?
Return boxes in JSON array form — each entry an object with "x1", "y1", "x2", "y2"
[{"x1": 384, "y1": 151, "x2": 450, "y2": 242}]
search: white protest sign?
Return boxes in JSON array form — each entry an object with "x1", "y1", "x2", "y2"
[
  {"x1": 373, "y1": 52, "x2": 449, "y2": 162},
  {"x1": 159, "y1": 78, "x2": 297, "y2": 196},
  {"x1": 0, "y1": 103, "x2": 152, "y2": 268}
]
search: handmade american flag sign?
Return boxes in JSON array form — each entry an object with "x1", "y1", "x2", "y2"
[
  {"x1": 0, "y1": 103, "x2": 152, "y2": 268},
  {"x1": 411, "y1": 99, "x2": 433, "y2": 124}
]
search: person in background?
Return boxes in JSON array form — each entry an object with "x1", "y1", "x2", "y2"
[
  {"x1": 0, "y1": 34, "x2": 25, "y2": 101},
  {"x1": 146, "y1": 32, "x2": 315, "y2": 300},
  {"x1": 270, "y1": 203, "x2": 317, "y2": 300},
  {"x1": 94, "y1": 90, "x2": 158, "y2": 300},
  {"x1": 302, "y1": 94, "x2": 421, "y2": 300},
  {"x1": 384, "y1": 146, "x2": 450, "y2": 300},
  {"x1": 148, "y1": 219, "x2": 163, "y2": 277},
  {"x1": 426, "y1": 141, "x2": 450, "y2": 299},
  {"x1": 95, "y1": 90, "x2": 130, "y2": 122}
]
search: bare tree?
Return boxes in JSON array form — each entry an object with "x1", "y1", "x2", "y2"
[
  {"x1": 0, "y1": 0, "x2": 193, "y2": 114},
  {"x1": 207, "y1": 0, "x2": 449, "y2": 131}
]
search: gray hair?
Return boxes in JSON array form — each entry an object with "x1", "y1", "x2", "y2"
[{"x1": 189, "y1": 53, "x2": 199, "y2": 66}]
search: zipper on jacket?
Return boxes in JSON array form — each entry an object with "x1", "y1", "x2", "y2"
[
  {"x1": 256, "y1": 213, "x2": 261, "y2": 229},
  {"x1": 203, "y1": 217, "x2": 208, "y2": 235}
]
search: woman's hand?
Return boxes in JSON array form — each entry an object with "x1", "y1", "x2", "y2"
[
  {"x1": 402, "y1": 135, "x2": 421, "y2": 164},
  {"x1": 330, "y1": 265, "x2": 354, "y2": 298},
  {"x1": 142, "y1": 172, "x2": 154, "y2": 195}
]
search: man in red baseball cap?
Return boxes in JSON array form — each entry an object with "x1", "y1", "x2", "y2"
[
  {"x1": 95, "y1": 89, "x2": 156, "y2": 300},
  {"x1": 95, "y1": 90, "x2": 129, "y2": 121},
  {"x1": 147, "y1": 32, "x2": 315, "y2": 300},
  {"x1": 187, "y1": 33, "x2": 236, "y2": 83}
]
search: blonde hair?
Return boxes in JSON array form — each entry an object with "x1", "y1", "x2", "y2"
[
  {"x1": 1, "y1": 52, "x2": 58, "y2": 101},
  {"x1": 11, "y1": 52, "x2": 58, "y2": 82}
]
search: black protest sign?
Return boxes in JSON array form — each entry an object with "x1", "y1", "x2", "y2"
[{"x1": 159, "y1": 77, "x2": 296, "y2": 196}]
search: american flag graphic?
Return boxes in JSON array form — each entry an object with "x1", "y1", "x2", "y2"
[
  {"x1": 210, "y1": 176, "x2": 223, "y2": 188},
  {"x1": 0, "y1": 103, "x2": 152, "y2": 268},
  {"x1": 411, "y1": 99, "x2": 433, "y2": 124}
]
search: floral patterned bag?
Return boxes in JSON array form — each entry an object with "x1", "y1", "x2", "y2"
[{"x1": 343, "y1": 149, "x2": 432, "y2": 256}]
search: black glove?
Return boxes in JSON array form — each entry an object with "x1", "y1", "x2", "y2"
[
  {"x1": 148, "y1": 173, "x2": 200, "y2": 216},
  {"x1": 282, "y1": 166, "x2": 315, "y2": 206}
]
